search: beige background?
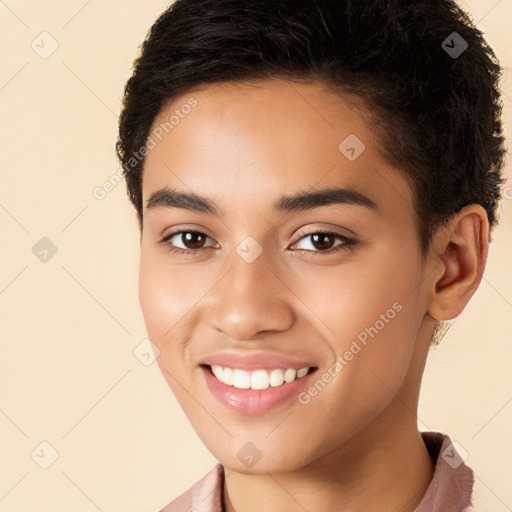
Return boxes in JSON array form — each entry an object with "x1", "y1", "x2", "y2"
[{"x1": 0, "y1": 1, "x2": 511, "y2": 510}]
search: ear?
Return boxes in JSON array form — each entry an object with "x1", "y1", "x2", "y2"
[{"x1": 427, "y1": 204, "x2": 489, "y2": 321}]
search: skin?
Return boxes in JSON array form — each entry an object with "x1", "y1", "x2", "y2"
[{"x1": 138, "y1": 78, "x2": 488, "y2": 512}]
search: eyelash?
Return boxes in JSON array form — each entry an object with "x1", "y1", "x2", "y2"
[{"x1": 158, "y1": 228, "x2": 357, "y2": 257}]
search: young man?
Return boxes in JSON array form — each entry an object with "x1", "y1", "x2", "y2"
[{"x1": 116, "y1": 1, "x2": 506, "y2": 510}]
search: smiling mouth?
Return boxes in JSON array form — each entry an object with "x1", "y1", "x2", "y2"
[{"x1": 201, "y1": 363, "x2": 318, "y2": 390}]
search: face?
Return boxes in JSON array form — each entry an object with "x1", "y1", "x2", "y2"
[{"x1": 139, "y1": 78, "x2": 433, "y2": 473}]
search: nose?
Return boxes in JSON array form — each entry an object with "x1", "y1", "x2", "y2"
[{"x1": 206, "y1": 247, "x2": 295, "y2": 341}]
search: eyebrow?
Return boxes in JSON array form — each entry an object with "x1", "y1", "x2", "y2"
[{"x1": 145, "y1": 185, "x2": 378, "y2": 216}]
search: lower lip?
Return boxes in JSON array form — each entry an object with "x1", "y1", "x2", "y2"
[{"x1": 200, "y1": 366, "x2": 318, "y2": 415}]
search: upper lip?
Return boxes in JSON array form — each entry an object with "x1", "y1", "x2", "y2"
[{"x1": 199, "y1": 351, "x2": 318, "y2": 371}]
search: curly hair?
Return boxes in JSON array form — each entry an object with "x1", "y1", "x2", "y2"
[{"x1": 116, "y1": 0, "x2": 506, "y2": 257}]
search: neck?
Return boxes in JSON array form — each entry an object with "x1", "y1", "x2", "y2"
[
  {"x1": 222, "y1": 317, "x2": 437, "y2": 512},
  {"x1": 223, "y1": 411, "x2": 434, "y2": 512}
]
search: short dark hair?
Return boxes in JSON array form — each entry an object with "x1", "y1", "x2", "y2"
[{"x1": 116, "y1": 0, "x2": 507, "y2": 256}]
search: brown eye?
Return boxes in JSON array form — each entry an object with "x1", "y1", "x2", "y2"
[
  {"x1": 291, "y1": 230, "x2": 356, "y2": 255},
  {"x1": 159, "y1": 230, "x2": 216, "y2": 253},
  {"x1": 178, "y1": 231, "x2": 208, "y2": 249},
  {"x1": 310, "y1": 233, "x2": 336, "y2": 251}
]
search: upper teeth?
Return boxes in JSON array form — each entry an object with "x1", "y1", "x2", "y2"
[{"x1": 210, "y1": 365, "x2": 311, "y2": 390}]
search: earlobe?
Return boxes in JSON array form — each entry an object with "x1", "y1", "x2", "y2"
[{"x1": 427, "y1": 204, "x2": 489, "y2": 321}]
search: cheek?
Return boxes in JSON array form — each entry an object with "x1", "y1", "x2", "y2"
[
  {"x1": 138, "y1": 268, "x2": 179, "y2": 341},
  {"x1": 138, "y1": 248, "x2": 191, "y2": 369},
  {"x1": 292, "y1": 243, "x2": 422, "y2": 397},
  {"x1": 138, "y1": 247, "x2": 217, "y2": 381},
  {"x1": 138, "y1": 246, "x2": 195, "y2": 336},
  {"x1": 138, "y1": 255, "x2": 199, "y2": 410},
  {"x1": 287, "y1": 285, "x2": 420, "y2": 454},
  {"x1": 292, "y1": 250, "x2": 416, "y2": 337}
]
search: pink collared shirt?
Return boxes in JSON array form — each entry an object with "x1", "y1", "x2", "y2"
[{"x1": 158, "y1": 431, "x2": 491, "y2": 511}]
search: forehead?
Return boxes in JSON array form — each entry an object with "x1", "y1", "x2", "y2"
[{"x1": 142, "y1": 78, "x2": 413, "y2": 219}]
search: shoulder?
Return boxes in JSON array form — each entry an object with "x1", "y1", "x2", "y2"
[
  {"x1": 158, "y1": 463, "x2": 225, "y2": 512},
  {"x1": 464, "y1": 474, "x2": 507, "y2": 511},
  {"x1": 419, "y1": 431, "x2": 504, "y2": 512},
  {"x1": 415, "y1": 431, "x2": 474, "y2": 511}
]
